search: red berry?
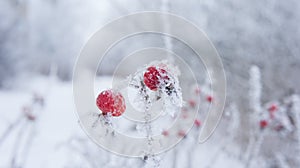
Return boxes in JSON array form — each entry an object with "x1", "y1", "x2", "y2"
[
  {"x1": 268, "y1": 104, "x2": 278, "y2": 112},
  {"x1": 188, "y1": 99, "x2": 196, "y2": 108},
  {"x1": 178, "y1": 130, "x2": 186, "y2": 137},
  {"x1": 143, "y1": 66, "x2": 169, "y2": 91},
  {"x1": 268, "y1": 104, "x2": 278, "y2": 119},
  {"x1": 260, "y1": 120, "x2": 268, "y2": 129},
  {"x1": 162, "y1": 130, "x2": 169, "y2": 136},
  {"x1": 143, "y1": 67, "x2": 160, "y2": 91},
  {"x1": 206, "y1": 95, "x2": 213, "y2": 102},
  {"x1": 96, "y1": 90, "x2": 126, "y2": 117},
  {"x1": 194, "y1": 119, "x2": 201, "y2": 127},
  {"x1": 26, "y1": 113, "x2": 36, "y2": 121}
]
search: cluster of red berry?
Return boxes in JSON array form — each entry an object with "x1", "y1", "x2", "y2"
[
  {"x1": 162, "y1": 86, "x2": 205, "y2": 138},
  {"x1": 259, "y1": 104, "x2": 278, "y2": 129},
  {"x1": 96, "y1": 66, "x2": 170, "y2": 117},
  {"x1": 161, "y1": 119, "x2": 201, "y2": 138}
]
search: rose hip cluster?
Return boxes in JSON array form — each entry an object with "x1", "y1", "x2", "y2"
[
  {"x1": 96, "y1": 65, "x2": 171, "y2": 117},
  {"x1": 259, "y1": 103, "x2": 279, "y2": 129}
]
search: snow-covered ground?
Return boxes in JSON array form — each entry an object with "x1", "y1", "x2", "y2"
[
  {"x1": 0, "y1": 76, "x2": 82, "y2": 167},
  {"x1": 0, "y1": 76, "x2": 242, "y2": 168}
]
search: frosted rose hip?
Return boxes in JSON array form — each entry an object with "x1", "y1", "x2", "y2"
[
  {"x1": 143, "y1": 66, "x2": 169, "y2": 91},
  {"x1": 96, "y1": 90, "x2": 126, "y2": 117},
  {"x1": 143, "y1": 67, "x2": 160, "y2": 90}
]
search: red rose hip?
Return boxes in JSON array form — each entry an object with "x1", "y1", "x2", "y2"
[
  {"x1": 162, "y1": 130, "x2": 169, "y2": 136},
  {"x1": 194, "y1": 119, "x2": 201, "y2": 127},
  {"x1": 260, "y1": 120, "x2": 268, "y2": 129},
  {"x1": 178, "y1": 130, "x2": 186, "y2": 137},
  {"x1": 143, "y1": 67, "x2": 160, "y2": 91},
  {"x1": 143, "y1": 66, "x2": 169, "y2": 91},
  {"x1": 96, "y1": 89, "x2": 126, "y2": 117},
  {"x1": 206, "y1": 95, "x2": 213, "y2": 102}
]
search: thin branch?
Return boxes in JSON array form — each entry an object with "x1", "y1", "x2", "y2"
[{"x1": 0, "y1": 116, "x2": 24, "y2": 146}]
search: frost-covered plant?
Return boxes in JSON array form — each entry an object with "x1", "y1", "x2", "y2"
[{"x1": 95, "y1": 60, "x2": 183, "y2": 167}]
